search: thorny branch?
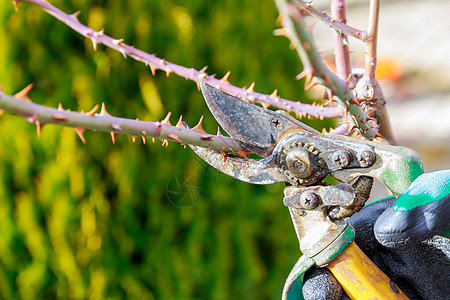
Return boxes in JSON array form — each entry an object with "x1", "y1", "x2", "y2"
[
  {"x1": 0, "y1": 85, "x2": 249, "y2": 154},
  {"x1": 365, "y1": 0, "x2": 380, "y2": 80},
  {"x1": 275, "y1": 0, "x2": 380, "y2": 140},
  {"x1": 12, "y1": 0, "x2": 341, "y2": 119},
  {"x1": 5, "y1": 0, "x2": 391, "y2": 149},
  {"x1": 331, "y1": 0, "x2": 352, "y2": 81},
  {"x1": 296, "y1": 0, "x2": 368, "y2": 42}
]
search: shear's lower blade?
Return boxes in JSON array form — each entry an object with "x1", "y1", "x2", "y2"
[
  {"x1": 200, "y1": 83, "x2": 318, "y2": 157},
  {"x1": 191, "y1": 145, "x2": 285, "y2": 184}
]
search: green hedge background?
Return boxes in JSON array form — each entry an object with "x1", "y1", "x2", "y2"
[{"x1": 0, "y1": 1, "x2": 333, "y2": 299}]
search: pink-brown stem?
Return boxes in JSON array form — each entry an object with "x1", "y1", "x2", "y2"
[
  {"x1": 276, "y1": 0, "x2": 379, "y2": 139},
  {"x1": 365, "y1": 0, "x2": 380, "y2": 79},
  {"x1": 331, "y1": 0, "x2": 352, "y2": 80},
  {"x1": 14, "y1": 0, "x2": 341, "y2": 119},
  {"x1": 296, "y1": 0, "x2": 368, "y2": 42}
]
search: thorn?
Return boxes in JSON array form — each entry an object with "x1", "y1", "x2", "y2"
[
  {"x1": 200, "y1": 66, "x2": 208, "y2": 73},
  {"x1": 198, "y1": 73, "x2": 208, "y2": 80},
  {"x1": 150, "y1": 65, "x2": 157, "y2": 76},
  {"x1": 167, "y1": 133, "x2": 183, "y2": 143},
  {"x1": 91, "y1": 38, "x2": 98, "y2": 51},
  {"x1": 349, "y1": 97, "x2": 360, "y2": 105},
  {"x1": 119, "y1": 48, "x2": 127, "y2": 59},
  {"x1": 27, "y1": 113, "x2": 37, "y2": 124},
  {"x1": 175, "y1": 115, "x2": 184, "y2": 128},
  {"x1": 58, "y1": 103, "x2": 64, "y2": 111},
  {"x1": 98, "y1": 28, "x2": 105, "y2": 36},
  {"x1": 216, "y1": 127, "x2": 223, "y2": 136},
  {"x1": 273, "y1": 27, "x2": 289, "y2": 37},
  {"x1": 221, "y1": 71, "x2": 231, "y2": 83},
  {"x1": 270, "y1": 89, "x2": 278, "y2": 97},
  {"x1": 52, "y1": 114, "x2": 69, "y2": 121},
  {"x1": 36, "y1": 121, "x2": 44, "y2": 138},
  {"x1": 132, "y1": 135, "x2": 136, "y2": 143},
  {"x1": 161, "y1": 112, "x2": 172, "y2": 125},
  {"x1": 99, "y1": 102, "x2": 111, "y2": 116},
  {"x1": 74, "y1": 127, "x2": 86, "y2": 144},
  {"x1": 15, "y1": 83, "x2": 34, "y2": 102},
  {"x1": 165, "y1": 68, "x2": 172, "y2": 77},
  {"x1": 247, "y1": 82, "x2": 255, "y2": 93},
  {"x1": 112, "y1": 38, "x2": 124, "y2": 45},
  {"x1": 70, "y1": 10, "x2": 81, "y2": 20},
  {"x1": 304, "y1": 76, "x2": 317, "y2": 91},
  {"x1": 351, "y1": 115, "x2": 359, "y2": 127},
  {"x1": 323, "y1": 99, "x2": 333, "y2": 106},
  {"x1": 321, "y1": 128, "x2": 328, "y2": 135},
  {"x1": 344, "y1": 121, "x2": 355, "y2": 135},
  {"x1": 162, "y1": 139, "x2": 169, "y2": 147},
  {"x1": 196, "y1": 82, "x2": 201, "y2": 91},
  {"x1": 12, "y1": 0, "x2": 19, "y2": 11},
  {"x1": 111, "y1": 132, "x2": 118, "y2": 144},
  {"x1": 87, "y1": 104, "x2": 99, "y2": 116},
  {"x1": 220, "y1": 151, "x2": 227, "y2": 162},
  {"x1": 326, "y1": 89, "x2": 334, "y2": 102},
  {"x1": 237, "y1": 150, "x2": 250, "y2": 158},
  {"x1": 152, "y1": 138, "x2": 155, "y2": 143},
  {"x1": 200, "y1": 135, "x2": 212, "y2": 141},
  {"x1": 141, "y1": 136, "x2": 146, "y2": 144},
  {"x1": 192, "y1": 116, "x2": 206, "y2": 133},
  {"x1": 295, "y1": 70, "x2": 309, "y2": 81},
  {"x1": 261, "y1": 102, "x2": 270, "y2": 109}
]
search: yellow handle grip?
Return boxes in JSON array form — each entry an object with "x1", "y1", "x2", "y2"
[{"x1": 327, "y1": 242, "x2": 409, "y2": 300}]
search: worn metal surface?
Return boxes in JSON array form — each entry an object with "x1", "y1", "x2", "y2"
[
  {"x1": 195, "y1": 85, "x2": 424, "y2": 300},
  {"x1": 200, "y1": 83, "x2": 319, "y2": 157},
  {"x1": 332, "y1": 141, "x2": 423, "y2": 197},
  {"x1": 190, "y1": 145, "x2": 286, "y2": 184}
]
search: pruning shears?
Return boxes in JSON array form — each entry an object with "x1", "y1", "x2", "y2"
[{"x1": 192, "y1": 83, "x2": 425, "y2": 299}]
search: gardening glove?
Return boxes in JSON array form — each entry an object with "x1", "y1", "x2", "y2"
[{"x1": 302, "y1": 170, "x2": 450, "y2": 300}]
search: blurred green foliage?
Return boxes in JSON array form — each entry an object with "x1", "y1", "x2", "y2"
[{"x1": 0, "y1": 0, "x2": 334, "y2": 299}]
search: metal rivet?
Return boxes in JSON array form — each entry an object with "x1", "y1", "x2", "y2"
[
  {"x1": 332, "y1": 151, "x2": 350, "y2": 168},
  {"x1": 357, "y1": 150, "x2": 375, "y2": 167},
  {"x1": 300, "y1": 191, "x2": 319, "y2": 209}
]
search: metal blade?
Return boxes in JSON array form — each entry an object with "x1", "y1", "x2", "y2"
[
  {"x1": 191, "y1": 145, "x2": 287, "y2": 184},
  {"x1": 200, "y1": 83, "x2": 319, "y2": 157}
]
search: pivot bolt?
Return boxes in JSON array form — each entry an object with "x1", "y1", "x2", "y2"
[
  {"x1": 357, "y1": 150, "x2": 375, "y2": 167},
  {"x1": 300, "y1": 191, "x2": 319, "y2": 209},
  {"x1": 286, "y1": 148, "x2": 314, "y2": 179},
  {"x1": 332, "y1": 151, "x2": 350, "y2": 168}
]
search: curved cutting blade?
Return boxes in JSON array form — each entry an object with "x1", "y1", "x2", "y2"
[
  {"x1": 191, "y1": 145, "x2": 287, "y2": 184},
  {"x1": 200, "y1": 83, "x2": 319, "y2": 157}
]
